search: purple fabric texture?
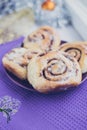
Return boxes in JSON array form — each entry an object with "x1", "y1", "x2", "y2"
[{"x1": 0, "y1": 37, "x2": 87, "y2": 130}]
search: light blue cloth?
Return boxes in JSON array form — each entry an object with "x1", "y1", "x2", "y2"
[
  {"x1": 0, "y1": 0, "x2": 15, "y2": 16},
  {"x1": 0, "y1": 0, "x2": 33, "y2": 17}
]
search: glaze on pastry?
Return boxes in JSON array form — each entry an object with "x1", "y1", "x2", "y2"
[
  {"x1": 2, "y1": 48, "x2": 29, "y2": 79},
  {"x1": 27, "y1": 51, "x2": 82, "y2": 93},
  {"x1": 59, "y1": 42, "x2": 87, "y2": 73},
  {"x1": 23, "y1": 44, "x2": 44, "y2": 60},
  {"x1": 23, "y1": 26, "x2": 60, "y2": 52}
]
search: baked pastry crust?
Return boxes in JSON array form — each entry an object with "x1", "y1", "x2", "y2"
[
  {"x1": 23, "y1": 26, "x2": 60, "y2": 52},
  {"x1": 24, "y1": 44, "x2": 45, "y2": 60},
  {"x1": 27, "y1": 51, "x2": 82, "y2": 93},
  {"x1": 59, "y1": 42, "x2": 87, "y2": 73},
  {"x1": 2, "y1": 48, "x2": 28, "y2": 79}
]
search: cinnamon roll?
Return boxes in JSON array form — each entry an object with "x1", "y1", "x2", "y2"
[
  {"x1": 24, "y1": 44, "x2": 45, "y2": 60},
  {"x1": 59, "y1": 42, "x2": 87, "y2": 73},
  {"x1": 23, "y1": 26, "x2": 60, "y2": 52},
  {"x1": 27, "y1": 51, "x2": 82, "y2": 93},
  {"x1": 2, "y1": 48, "x2": 29, "y2": 79}
]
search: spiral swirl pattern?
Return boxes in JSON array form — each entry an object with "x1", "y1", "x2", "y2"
[
  {"x1": 23, "y1": 26, "x2": 60, "y2": 52},
  {"x1": 28, "y1": 51, "x2": 82, "y2": 93},
  {"x1": 59, "y1": 42, "x2": 87, "y2": 73},
  {"x1": 43, "y1": 58, "x2": 67, "y2": 81},
  {"x1": 65, "y1": 48, "x2": 81, "y2": 61}
]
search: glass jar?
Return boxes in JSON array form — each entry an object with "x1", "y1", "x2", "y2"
[{"x1": 32, "y1": 0, "x2": 70, "y2": 27}]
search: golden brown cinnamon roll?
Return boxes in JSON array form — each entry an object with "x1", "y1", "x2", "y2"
[
  {"x1": 2, "y1": 45, "x2": 44, "y2": 79},
  {"x1": 23, "y1": 26, "x2": 60, "y2": 52},
  {"x1": 2, "y1": 48, "x2": 29, "y2": 79},
  {"x1": 24, "y1": 44, "x2": 44, "y2": 60},
  {"x1": 27, "y1": 51, "x2": 82, "y2": 93},
  {"x1": 59, "y1": 42, "x2": 87, "y2": 73}
]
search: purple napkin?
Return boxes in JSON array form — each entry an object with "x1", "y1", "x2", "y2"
[{"x1": 0, "y1": 37, "x2": 87, "y2": 130}]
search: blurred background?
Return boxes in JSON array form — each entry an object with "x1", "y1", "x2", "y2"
[{"x1": 0, "y1": 0, "x2": 87, "y2": 44}]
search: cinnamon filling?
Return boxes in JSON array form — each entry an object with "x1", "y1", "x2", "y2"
[
  {"x1": 28, "y1": 31, "x2": 46, "y2": 43},
  {"x1": 39, "y1": 53, "x2": 45, "y2": 57},
  {"x1": 28, "y1": 36, "x2": 33, "y2": 42},
  {"x1": 42, "y1": 59, "x2": 67, "y2": 81},
  {"x1": 41, "y1": 34, "x2": 45, "y2": 39},
  {"x1": 65, "y1": 48, "x2": 81, "y2": 61},
  {"x1": 31, "y1": 52, "x2": 38, "y2": 54},
  {"x1": 27, "y1": 28, "x2": 55, "y2": 52},
  {"x1": 42, "y1": 29, "x2": 48, "y2": 32},
  {"x1": 47, "y1": 58, "x2": 57, "y2": 63}
]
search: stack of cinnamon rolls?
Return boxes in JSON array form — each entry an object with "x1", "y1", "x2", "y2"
[{"x1": 2, "y1": 26, "x2": 87, "y2": 93}]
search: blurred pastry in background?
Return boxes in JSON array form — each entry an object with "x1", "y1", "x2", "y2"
[{"x1": 23, "y1": 26, "x2": 60, "y2": 52}]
